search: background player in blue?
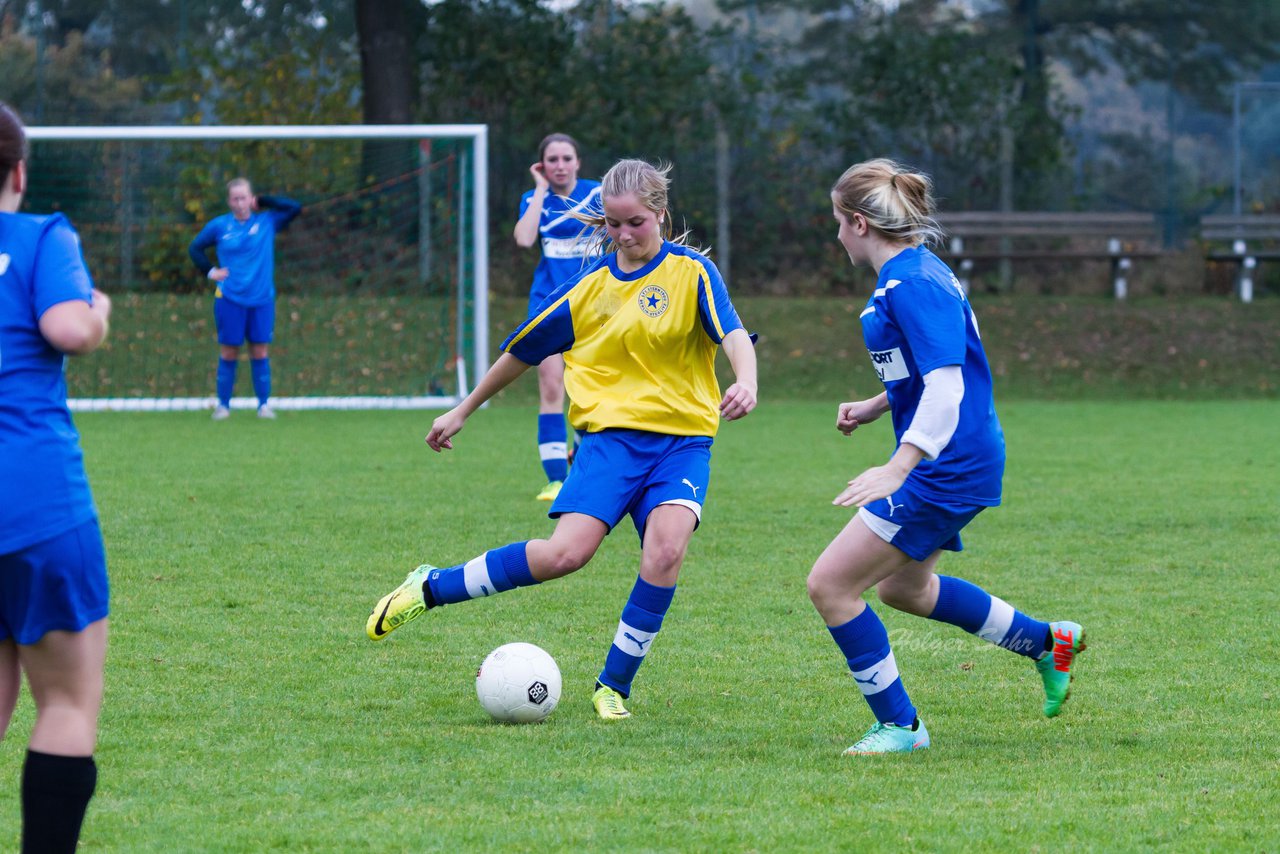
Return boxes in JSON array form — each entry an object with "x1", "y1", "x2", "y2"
[
  {"x1": 512, "y1": 133, "x2": 602, "y2": 501},
  {"x1": 806, "y1": 159, "x2": 1086, "y2": 755},
  {"x1": 366, "y1": 159, "x2": 758, "y2": 722},
  {"x1": 188, "y1": 177, "x2": 301, "y2": 420},
  {"x1": 0, "y1": 103, "x2": 112, "y2": 854}
]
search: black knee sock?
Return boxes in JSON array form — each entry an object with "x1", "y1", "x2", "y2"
[{"x1": 21, "y1": 750, "x2": 97, "y2": 854}]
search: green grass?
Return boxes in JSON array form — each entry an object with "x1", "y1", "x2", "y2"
[{"x1": 2, "y1": 401, "x2": 1277, "y2": 851}]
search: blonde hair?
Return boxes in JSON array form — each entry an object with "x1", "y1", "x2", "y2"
[
  {"x1": 576, "y1": 158, "x2": 700, "y2": 255},
  {"x1": 831, "y1": 158, "x2": 943, "y2": 247},
  {"x1": 226, "y1": 177, "x2": 252, "y2": 194}
]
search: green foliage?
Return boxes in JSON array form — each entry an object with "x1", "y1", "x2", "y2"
[
  {"x1": 0, "y1": 19, "x2": 143, "y2": 123},
  {"x1": 0, "y1": 401, "x2": 1275, "y2": 849}
]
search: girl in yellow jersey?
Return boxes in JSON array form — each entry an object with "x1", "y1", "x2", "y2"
[{"x1": 367, "y1": 159, "x2": 758, "y2": 721}]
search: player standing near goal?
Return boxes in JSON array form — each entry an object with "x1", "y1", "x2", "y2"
[
  {"x1": 367, "y1": 159, "x2": 758, "y2": 722},
  {"x1": 187, "y1": 178, "x2": 300, "y2": 420},
  {"x1": 512, "y1": 133, "x2": 602, "y2": 502},
  {"x1": 808, "y1": 158, "x2": 1085, "y2": 755},
  {"x1": 0, "y1": 103, "x2": 112, "y2": 854}
]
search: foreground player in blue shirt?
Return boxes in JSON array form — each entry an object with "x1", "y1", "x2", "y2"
[
  {"x1": 807, "y1": 159, "x2": 1086, "y2": 755},
  {"x1": 0, "y1": 103, "x2": 112, "y2": 853},
  {"x1": 188, "y1": 178, "x2": 300, "y2": 420},
  {"x1": 367, "y1": 159, "x2": 758, "y2": 722},
  {"x1": 513, "y1": 133, "x2": 602, "y2": 501}
]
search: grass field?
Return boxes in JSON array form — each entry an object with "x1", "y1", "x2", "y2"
[{"x1": 2, "y1": 401, "x2": 1276, "y2": 851}]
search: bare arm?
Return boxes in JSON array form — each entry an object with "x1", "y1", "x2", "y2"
[
  {"x1": 425, "y1": 352, "x2": 533, "y2": 451},
  {"x1": 512, "y1": 164, "x2": 550, "y2": 248},
  {"x1": 38, "y1": 290, "x2": 112, "y2": 355},
  {"x1": 719, "y1": 327, "x2": 758, "y2": 421}
]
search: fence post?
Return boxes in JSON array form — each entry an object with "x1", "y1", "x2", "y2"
[
  {"x1": 1235, "y1": 240, "x2": 1255, "y2": 303},
  {"x1": 1109, "y1": 237, "x2": 1129, "y2": 299}
]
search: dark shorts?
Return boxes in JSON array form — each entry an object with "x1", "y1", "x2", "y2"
[
  {"x1": 215, "y1": 295, "x2": 274, "y2": 346},
  {"x1": 550, "y1": 429, "x2": 712, "y2": 543},
  {"x1": 857, "y1": 479, "x2": 987, "y2": 562},
  {"x1": 0, "y1": 518, "x2": 109, "y2": 645}
]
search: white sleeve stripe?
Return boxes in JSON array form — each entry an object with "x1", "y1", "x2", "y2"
[{"x1": 901, "y1": 366, "x2": 964, "y2": 460}]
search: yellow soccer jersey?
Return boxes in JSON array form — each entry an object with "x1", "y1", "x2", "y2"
[{"x1": 502, "y1": 241, "x2": 745, "y2": 437}]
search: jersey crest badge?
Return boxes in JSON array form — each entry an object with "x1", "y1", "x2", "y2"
[{"x1": 638, "y1": 284, "x2": 669, "y2": 318}]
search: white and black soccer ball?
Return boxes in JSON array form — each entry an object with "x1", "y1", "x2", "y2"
[{"x1": 475, "y1": 642, "x2": 562, "y2": 723}]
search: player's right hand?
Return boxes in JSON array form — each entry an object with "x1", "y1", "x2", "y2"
[
  {"x1": 837, "y1": 400, "x2": 880, "y2": 435},
  {"x1": 210, "y1": 267, "x2": 230, "y2": 282},
  {"x1": 425, "y1": 409, "x2": 466, "y2": 452},
  {"x1": 529, "y1": 163, "x2": 549, "y2": 192}
]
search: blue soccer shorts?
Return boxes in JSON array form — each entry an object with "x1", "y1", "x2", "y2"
[
  {"x1": 857, "y1": 479, "x2": 989, "y2": 562},
  {"x1": 550, "y1": 428, "x2": 712, "y2": 542},
  {"x1": 0, "y1": 518, "x2": 109, "y2": 645},
  {"x1": 215, "y1": 294, "x2": 275, "y2": 346}
]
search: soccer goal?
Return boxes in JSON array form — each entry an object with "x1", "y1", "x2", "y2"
[{"x1": 24, "y1": 124, "x2": 489, "y2": 412}]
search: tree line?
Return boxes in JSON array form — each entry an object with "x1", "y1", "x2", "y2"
[{"x1": 2, "y1": 0, "x2": 1278, "y2": 293}]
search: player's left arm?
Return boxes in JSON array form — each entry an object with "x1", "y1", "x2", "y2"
[
  {"x1": 719, "y1": 327, "x2": 758, "y2": 421},
  {"x1": 256, "y1": 194, "x2": 302, "y2": 230}
]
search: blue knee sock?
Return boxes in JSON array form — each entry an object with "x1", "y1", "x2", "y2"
[
  {"x1": 425, "y1": 542, "x2": 538, "y2": 606},
  {"x1": 828, "y1": 607, "x2": 916, "y2": 727},
  {"x1": 216, "y1": 358, "x2": 237, "y2": 407},
  {"x1": 929, "y1": 575, "x2": 1051, "y2": 660},
  {"x1": 598, "y1": 577, "x2": 676, "y2": 698},
  {"x1": 251, "y1": 357, "x2": 271, "y2": 407},
  {"x1": 537, "y1": 413, "x2": 568, "y2": 482}
]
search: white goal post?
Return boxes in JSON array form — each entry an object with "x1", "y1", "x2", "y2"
[{"x1": 26, "y1": 124, "x2": 489, "y2": 412}]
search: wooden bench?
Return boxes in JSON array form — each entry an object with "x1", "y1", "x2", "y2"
[
  {"x1": 1200, "y1": 214, "x2": 1280, "y2": 303},
  {"x1": 935, "y1": 212, "x2": 1163, "y2": 298}
]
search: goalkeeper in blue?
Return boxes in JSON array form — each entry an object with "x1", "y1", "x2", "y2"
[
  {"x1": 808, "y1": 159, "x2": 1085, "y2": 755},
  {"x1": 188, "y1": 178, "x2": 300, "y2": 420},
  {"x1": 367, "y1": 159, "x2": 758, "y2": 722},
  {"x1": 513, "y1": 133, "x2": 602, "y2": 502}
]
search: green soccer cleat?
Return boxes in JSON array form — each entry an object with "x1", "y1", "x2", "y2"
[
  {"x1": 536, "y1": 480, "x2": 563, "y2": 502},
  {"x1": 366, "y1": 564, "x2": 435, "y2": 641},
  {"x1": 843, "y1": 719, "x2": 930, "y2": 755},
  {"x1": 1035, "y1": 620, "x2": 1087, "y2": 717},
  {"x1": 592, "y1": 684, "x2": 631, "y2": 721}
]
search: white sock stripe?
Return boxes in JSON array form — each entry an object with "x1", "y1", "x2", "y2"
[
  {"x1": 538, "y1": 441, "x2": 568, "y2": 461},
  {"x1": 977, "y1": 596, "x2": 1015, "y2": 645},
  {"x1": 462, "y1": 555, "x2": 496, "y2": 599},
  {"x1": 612, "y1": 620, "x2": 657, "y2": 658},
  {"x1": 850, "y1": 650, "x2": 900, "y2": 696}
]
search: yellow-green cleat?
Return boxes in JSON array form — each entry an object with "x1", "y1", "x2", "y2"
[
  {"x1": 536, "y1": 480, "x2": 563, "y2": 502},
  {"x1": 1035, "y1": 620, "x2": 1086, "y2": 717},
  {"x1": 592, "y1": 684, "x2": 631, "y2": 721},
  {"x1": 366, "y1": 564, "x2": 435, "y2": 641}
]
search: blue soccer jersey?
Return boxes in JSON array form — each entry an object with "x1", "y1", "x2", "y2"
[
  {"x1": 502, "y1": 241, "x2": 745, "y2": 437},
  {"x1": 519, "y1": 179, "x2": 602, "y2": 310},
  {"x1": 0, "y1": 213, "x2": 99, "y2": 554},
  {"x1": 859, "y1": 245, "x2": 1004, "y2": 505},
  {"x1": 188, "y1": 196, "x2": 301, "y2": 306}
]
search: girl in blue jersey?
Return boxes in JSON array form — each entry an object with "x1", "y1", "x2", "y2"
[
  {"x1": 808, "y1": 159, "x2": 1085, "y2": 755},
  {"x1": 367, "y1": 159, "x2": 758, "y2": 722},
  {"x1": 0, "y1": 103, "x2": 112, "y2": 853},
  {"x1": 512, "y1": 133, "x2": 602, "y2": 501},
  {"x1": 188, "y1": 177, "x2": 301, "y2": 420}
]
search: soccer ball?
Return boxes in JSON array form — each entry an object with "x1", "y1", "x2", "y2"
[{"x1": 475, "y1": 642, "x2": 562, "y2": 724}]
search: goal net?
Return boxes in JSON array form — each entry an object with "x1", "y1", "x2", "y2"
[{"x1": 24, "y1": 124, "x2": 490, "y2": 411}]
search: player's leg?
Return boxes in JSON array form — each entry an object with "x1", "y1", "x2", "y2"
[
  {"x1": 247, "y1": 302, "x2": 275, "y2": 418},
  {"x1": 807, "y1": 515, "x2": 931, "y2": 754},
  {"x1": 0, "y1": 639, "x2": 18, "y2": 739},
  {"x1": 366, "y1": 513, "x2": 608, "y2": 640},
  {"x1": 592, "y1": 504, "x2": 696, "y2": 720},
  {"x1": 213, "y1": 296, "x2": 246, "y2": 419},
  {"x1": 19, "y1": 620, "x2": 106, "y2": 854},
  {"x1": 534, "y1": 354, "x2": 567, "y2": 500}
]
